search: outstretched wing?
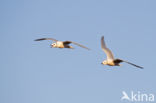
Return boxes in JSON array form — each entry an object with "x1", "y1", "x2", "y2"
[
  {"x1": 115, "y1": 59, "x2": 143, "y2": 69},
  {"x1": 101, "y1": 36, "x2": 114, "y2": 60},
  {"x1": 64, "y1": 41, "x2": 90, "y2": 50},
  {"x1": 34, "y1": 38, "x2": 58, "y2": 42},
  {"x1": 123, "y1": 60, "x2": 144, "y2": 69}
]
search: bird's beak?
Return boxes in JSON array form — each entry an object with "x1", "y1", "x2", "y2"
[{"x1": 101, "y1": 63, "x2": 103, "y2": 65}]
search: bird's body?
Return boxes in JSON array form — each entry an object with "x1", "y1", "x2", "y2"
[
  {"x1": 101, "y1": 36, "x2": 143, "y2": 69},
  {"x1": 55, "y1": 41, "x2": 65, "y2": 48},
  {"x1": 106, "y1": 61, "x2": 116, "y2": 66},
  {"x1": 35, "y1": 38, "x2": 89, "y2": 50}
]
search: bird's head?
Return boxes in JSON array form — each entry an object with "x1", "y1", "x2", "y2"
[
  {"x1": 51, "y1": 43, "x2": 57, "y2": 48},
  {"x1": 101, "y1": 60, "x2": 108, "y2": 65}
]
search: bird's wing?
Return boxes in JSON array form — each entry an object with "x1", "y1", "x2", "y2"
[
  {"x1": 101, "y1": 36, "x2": 114, "y2": 60},
  {"x1": 113, "y1": 59, "x2": 123, "y2": 64},
  {"x1": 64, "y1": 41, "x2": 90, "y2": 50},
  {"x1": 34, "y1": 38, "x2": 58, "y2": 42},
  {"x1": 122, "y1": 60, "x2": 143, "y2": 69},
  {"x1": 63, "y1": 41, "x2": 72, "y2": 44}
]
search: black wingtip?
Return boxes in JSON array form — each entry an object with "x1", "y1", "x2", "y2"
[
  {"x1": 135, "y1": 65, "x2": 144, "y2": 69},
  {"x1": 34, "y1": 38, "x2": 46, "y2": 41},
  {"x1": 34, "y1": 39, "x2": 39, "y2": 41},
  {"x1": 134, "y1": 65, "x2": 144, "y2": 69},
  {"x1": 139, "y1": 67, "x2": 144, "y2": 69}
]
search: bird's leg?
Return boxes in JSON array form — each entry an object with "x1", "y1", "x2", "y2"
[
  {"x1": 69, "y1": 46, "x2": 74, "y2": 49},
  {"x1": 64, "y1": 45, "x2": 74, "y2": 49},
  {"x1": 118, "y1": 64, "x2": 122, "y2": 66}
]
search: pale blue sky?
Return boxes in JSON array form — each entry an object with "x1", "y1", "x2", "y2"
[{"x1": 0, "y1": 0, "x2": 156, "y2": 103}]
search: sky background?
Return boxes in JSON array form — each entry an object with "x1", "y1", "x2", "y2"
[{"x1": 0, "y1": 0, "x2": 156, "y2": 103}]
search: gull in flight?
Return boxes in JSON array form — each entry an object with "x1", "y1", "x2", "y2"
[
  {"x1": 101, "y1": 36, "x2": 143, "y2": 69},
  {"x1": 35, "y1": 37, "x2": 90, "y2": 50}
]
